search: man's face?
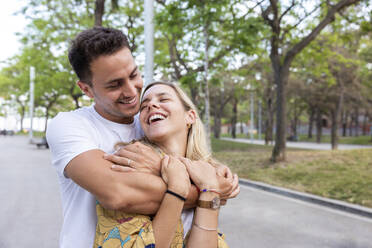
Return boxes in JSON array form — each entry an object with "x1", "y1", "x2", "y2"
[{"x1": 78, "y1": 47, "x2": 143, "y2": 124}]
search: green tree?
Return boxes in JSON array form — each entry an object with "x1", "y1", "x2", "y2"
[{"x1": 257, "y1": 0, "x2": 363, "y2": 161}]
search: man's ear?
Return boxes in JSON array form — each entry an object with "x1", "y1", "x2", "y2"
[
  {"x1": 77, "y1": 81, "x2": 94, "y2": 99},
  {"x1": 185, "y1": 109, "x2": 197, "y2": 126}
]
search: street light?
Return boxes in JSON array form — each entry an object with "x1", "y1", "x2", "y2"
[{"x1": 144, "y1": 0, "x2": 154, "y2": 86}]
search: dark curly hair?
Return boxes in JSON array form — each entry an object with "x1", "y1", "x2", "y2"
[{"x1": 68, "y1": 27, "x2": 130, "y2": 86}]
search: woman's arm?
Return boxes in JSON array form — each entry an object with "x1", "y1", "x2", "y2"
[
  {"x1": 152, "y1": 155, "x2": 191, "y2": 248},
  {"x1": 186, "y1": 191, "x2": 219, "y2": 248},
  {"x1": 180, "y1": 159, "x2": 223, "y2": 248}
]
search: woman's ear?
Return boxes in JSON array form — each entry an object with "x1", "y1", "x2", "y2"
[{"x1": 185, "y1": 109, "x2": 197, "y2": 126}]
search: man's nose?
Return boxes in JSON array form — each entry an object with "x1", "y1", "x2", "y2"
[{"x1": 122, "y1": 83, "x2": 137, "y2": 97}]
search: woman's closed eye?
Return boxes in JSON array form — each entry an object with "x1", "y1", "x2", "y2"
[{"x1": 140, "y1": 104, "x2": 147, "y2": 112}]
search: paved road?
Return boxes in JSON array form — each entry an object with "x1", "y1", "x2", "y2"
[
  {"x1": 221, "y1": 137, "x2": 372, "y2": 150},
  {"x1": 0, "y1": 135, "x2": 62, "y2": 248},
  {"x1": 1, "y1": 136, "x2": 372, "y2": 248},
  {"x1": 220, "y1": 187, "x2": 372, "y2": 247}
]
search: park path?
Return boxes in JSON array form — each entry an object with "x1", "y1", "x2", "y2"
[
  {"x1": 221, "y1": 137, "x2": 372, "y2": 150},
  {"x1": 1, "y1": 136, "x2": 372, "y2": 247}
]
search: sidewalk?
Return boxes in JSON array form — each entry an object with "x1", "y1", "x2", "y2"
[{"x1": 221, "y1": 137, "x2": 372, "y2": 150}]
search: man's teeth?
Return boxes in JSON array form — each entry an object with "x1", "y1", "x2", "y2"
[
  {"x1": 120, "y1": 98, "x2": 136, "y2": 104},
  {"x1": 149, "y1": 114, "x2": 166, "y2": 123}
]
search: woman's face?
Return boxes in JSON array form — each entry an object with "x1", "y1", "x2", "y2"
[{"x1": 139, "y1": 84, "x2": 193, "y2": 143}]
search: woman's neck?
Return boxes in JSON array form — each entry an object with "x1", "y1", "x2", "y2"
[{"x1": 156, "y1": 135, "x2": 187, "y2": 157}]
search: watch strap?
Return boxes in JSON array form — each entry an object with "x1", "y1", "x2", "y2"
[
  {"x1": 197, "y1": 197, "x2": 220, "y2": 209},
  {"x1": 197, "y1": 199, "x2": 213, "y2": 209}
]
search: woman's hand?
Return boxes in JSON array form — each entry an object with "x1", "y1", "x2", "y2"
[
  {"x1": 179, "y1": 158, "x2": 219, "y2": 191},
  {"x1": 161, "y1": 155, "x2": 190, "y2": 199}
]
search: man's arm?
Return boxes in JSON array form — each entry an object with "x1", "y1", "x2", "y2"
[
  {"x1": 104, "y1": 141, "x2": 200, "y2": 209},
  {"x1": 105, "y1": 142, "x2": 239, "y2": 206},
  {"x1": 65, "y1": 149, "x2": 166, "y2": 214}
]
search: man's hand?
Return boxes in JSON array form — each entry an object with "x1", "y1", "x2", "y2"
[
  {"x1": 215, "y1": 163, "x2": 240, "y2": 200},
  {"x1": 104, "y1": 141, "x2": 162, "y2": 176}
]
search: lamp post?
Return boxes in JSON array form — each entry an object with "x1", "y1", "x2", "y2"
[{"x1": 144, "y1": 0, "x2": 154, "y2": 87}]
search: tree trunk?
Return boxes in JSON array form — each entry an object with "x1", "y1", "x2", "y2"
[
  {"x1": 308, "y1": 107, "x2": 315, "y2": 139},
  {"x1": 213, "y1": 96, "x2": 222, "y2": 139},
  {"x1": 15, "y1": 99, "x2": 26, "y2": 132},
  {"x1": 190, "y1": 87, "x2": 199, "y2": 107},
  {"x1": 94, "y1": 0, "x2": 105, "y2": 27},
  {"x1": 349, "y1": 113, "x2": 353, "y2": 136},
  {"x1": 272, "y1": 67, "x2": 289, "y2": 162},
  {"x1": 331, "y1": 91, "x2": 344, "y2": 150},
  {"x1": 213, "y1": 115, "x2": 221, "y2": 139},
  {"x1": 316, "y1": 108, "x2": 322, "y2": 143},
  {"x1": 20, "y1": 113, "x2": 24, "y2": 132},
  {"x1": 331, "y1": 111, "x2": 338, "y2": 149},
  {"x1": 73, "y1": 96, "x2": 80, "y2": 109},
  {"x1": 20, "y1": 105, "x2": 25, "y2": 132},
  {"x1": 265, "y1": 91, "x2": 274, "y2": 145},
  {"x1": 291, "y1": 104, "x2": 299, "y2": 138},
  {"x1": 44, "y1": 109, "x2": 50, "y2": 134},
  {"x1": 342, "y1": 110, "x2": 348, "y2": 137},
  {"x1": 231, "y1": 97, "x2": 238, "y2": 139},
  {"x1": 355, "y1": 107, "x2": 359, "y2": 136},
  {"x1": 362, "y1": 111, "x2": 368, "y2": 136}
]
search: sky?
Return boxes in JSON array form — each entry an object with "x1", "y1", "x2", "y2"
[{"x1": 0, "y1": 1, "x2": 27, "y2": 64}]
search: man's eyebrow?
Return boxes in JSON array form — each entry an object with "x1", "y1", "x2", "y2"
[
  {"x1": 130, "y1": 66, "x2": 138, "y2": 76},
  {"x1": 103, "y1": 66, "x2": 138, "y2": 85},
  {"x1": 104, "y1": 78, "x2": 122, "y2": 85}
]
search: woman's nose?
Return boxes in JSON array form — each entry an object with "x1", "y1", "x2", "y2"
[{"x1": 148, "y1": 99, "x2": 160, "y2": 109}]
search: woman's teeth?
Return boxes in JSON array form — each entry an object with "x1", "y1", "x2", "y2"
[{"x1": 149, "y1": 114, "x2": 166, "y2": 124}]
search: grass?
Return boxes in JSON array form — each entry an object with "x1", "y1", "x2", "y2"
[
  {"x1": 221, "y1": 133, "x2": 372, "y2": 145},
  {"x1": 212, "y1": 138, "x2": 372, "y2": 208},
  {"x1": 16, "y1": 130, "x2": 45, "y2": 137},
  {"x1": 298, "y1": 134, "x2": 372, "y2": 145}
]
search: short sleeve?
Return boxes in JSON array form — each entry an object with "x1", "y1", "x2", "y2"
[{"x1": 46, "y1": 112, "x2": 99, "y2": 178}]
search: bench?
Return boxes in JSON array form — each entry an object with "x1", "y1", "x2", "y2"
[{"x1": 36, "y1": 137, "x2": 49, "y2": 149}]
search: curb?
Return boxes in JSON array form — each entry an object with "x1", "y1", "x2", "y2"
[{"x1": 239, "y1": 178, "x2": 372, "y2": 219}]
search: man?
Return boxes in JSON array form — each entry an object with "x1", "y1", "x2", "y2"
[{"x1": 47, "y1": 27, "x2": 239, "y2": 248}]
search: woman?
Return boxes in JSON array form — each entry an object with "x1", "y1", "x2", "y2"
[{"x1": 94, "y1": 81, "x2": 232, "y2": 248}]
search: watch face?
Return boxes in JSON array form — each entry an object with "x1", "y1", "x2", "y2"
[{"x1": 212, "y1": 197, "x2": 220, "y2": 209}]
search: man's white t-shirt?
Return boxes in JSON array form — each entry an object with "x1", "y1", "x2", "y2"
[
  {"x1": 46, "y1": 105, "x2": 143, "y2": 248},
  {"x1": 46, "y1": 104, "x2": 194, "y2": 248}
]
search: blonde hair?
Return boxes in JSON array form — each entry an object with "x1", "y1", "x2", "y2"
[{"x1": 142, "y1": 81, "x2": 212, "y2": 162}]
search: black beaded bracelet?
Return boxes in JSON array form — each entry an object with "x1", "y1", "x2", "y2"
[{"x1": 166, "y1": 189, "x2": 186, "y2": 202}]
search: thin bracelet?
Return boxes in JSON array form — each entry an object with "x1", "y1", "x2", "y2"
[
  {"x1": 199, "y1": 188, "x2": 221, "y2": 195},
  {"x1": 194, "y1": 223, "x2": 217, "y2": 231},
  {"x1": 166, "y1": 189, "x2": 186, "y2": 202}
]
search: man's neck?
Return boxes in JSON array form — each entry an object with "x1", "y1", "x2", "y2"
[{"x1": 93, "y1": 104, "x2": 134, "y2": 124}]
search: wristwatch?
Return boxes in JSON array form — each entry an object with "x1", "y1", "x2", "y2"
[{"x1": 197, "y1": 197, "x2": 220, "y2": 210}]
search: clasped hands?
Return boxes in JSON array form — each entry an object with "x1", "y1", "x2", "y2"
[{"x1": 103, "y1": 141, "x2": 240, "y2": 203}]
